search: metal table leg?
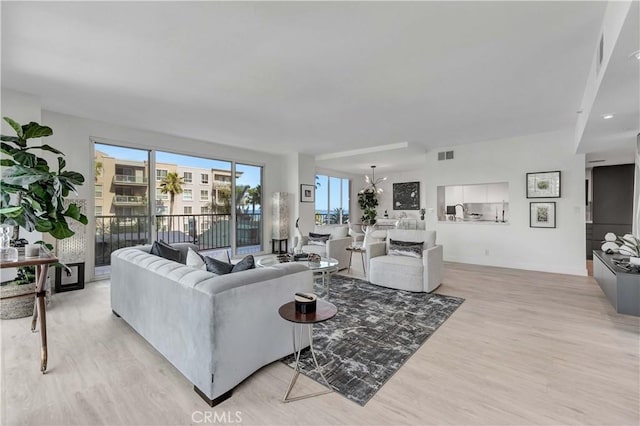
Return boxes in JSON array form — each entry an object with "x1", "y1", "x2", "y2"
[{"x1": 282, "y1": 324, "x2": 333, "y2": 403}]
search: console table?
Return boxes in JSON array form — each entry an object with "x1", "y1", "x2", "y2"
[
  {"x1": 1, "y1": 252, "x2": 59, "y2": 372},
  {"x1": 592, "y1": 250, "x2": 640, "y2": 316}
]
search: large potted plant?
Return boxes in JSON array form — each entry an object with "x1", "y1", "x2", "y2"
[
  {"x1": 358, "y1": 189, "x2": 378, "y2": 225},
  {"x1": 0, "y1": 117, "x2": 87, "y2": 319}
]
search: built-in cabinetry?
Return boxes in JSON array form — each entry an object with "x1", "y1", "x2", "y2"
[{"x1": 593, "y1": 250, "x2": 640, "y2": 316}]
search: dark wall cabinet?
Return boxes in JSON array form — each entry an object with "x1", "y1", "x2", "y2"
[{"x1": 588, "y1": 164, "x2": 634, "y2": 259}]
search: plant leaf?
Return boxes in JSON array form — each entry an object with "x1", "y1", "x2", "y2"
[
  {"x1": 49, "y1": 220, "x2": 74, "y2": 240},
  {"x1": 3, "y1": 117, "x2": 23, "y2": 138},
  {"x1": 13, "y1": 151, "x2": 38, "y2": 168},
  {"x1": 59, "y1": 171, "x2": 84, "y2": 185},
  {"x1": 63, "y1": 203, "x2": 82, "y2": 221},
  {"x1": 0, "y1": 159, "x2": 17, "y2": 167},
  {"x1": 0, "y1": 142, "x2": 17, "y2": 155},
  {"x1": 0, "y1": 206, "x2": 22, "y2": 216},
  {"x1": 57, "y1": 156, "x2": 66, "y2": 172},
  {"x1": 22, "y1": 122, "x2": 53, "y2": 140},
  {"x1": 0, "y1": 135, "x2": 20, "y2": 144}
]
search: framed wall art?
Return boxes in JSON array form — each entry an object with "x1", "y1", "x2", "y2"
[
  {"x1": 300, "y1": 184, "x2": 315, "y2": 203},
  {"x1": 526, "y1": 171, "x2": 561, "y2": 198},
  {"x1": 530, "y1": 202, "x2": 556, "y2": 228},
  {"x1": 393, "y1": 181, "x2": 420, "y2": 210}
]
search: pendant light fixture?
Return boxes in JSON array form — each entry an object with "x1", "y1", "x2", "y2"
[{"x1": 359, "y1": 165, "x2": 387, "y2": 194}]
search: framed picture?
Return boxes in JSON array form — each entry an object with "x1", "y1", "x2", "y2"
[
  {"x1": 393, "y1": 182, "x2": 420, "y2": 210},
  {"x1": 530, "y1": 202, "x2": 556, "y2": 228},
  {"x1": 300, "y1": 184, "x2": 315, "y2": 203},
  {"x1": 527, "y1": 171, "x2": 561, "y2": 198}
]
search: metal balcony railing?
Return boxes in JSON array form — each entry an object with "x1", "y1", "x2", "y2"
[
  {"x1": 95, "y1": 213, "x2": 262, "y2": 267},
  {"x1": 113, "y1": 195, "x2": 147, "y2": 205},
  {"x1": 113, "y1": 175, "x2": 148, "y2": 185}
]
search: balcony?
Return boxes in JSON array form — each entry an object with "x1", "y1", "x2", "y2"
[
  {"x1": 113, "y1": 175, "x2": 148, "y2": 185},
  {"x1": 113, "y1": 195, "x2": 147, "y2": 206}
]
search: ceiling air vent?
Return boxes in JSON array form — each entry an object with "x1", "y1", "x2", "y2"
[{"x1": 438, "y1": 151, "x2": 455, "y2": 161}]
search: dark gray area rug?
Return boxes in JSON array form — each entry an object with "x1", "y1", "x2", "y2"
[{"x1": 281, "y1": 274, "x2": 464, "y2": 406}]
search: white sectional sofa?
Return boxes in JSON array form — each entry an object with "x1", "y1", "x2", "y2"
[{"x1": 110, "y1": 243, "x2": 313, "y2": 406}]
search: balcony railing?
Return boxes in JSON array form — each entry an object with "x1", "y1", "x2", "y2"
[
  {"x1": 113, "y1": 195, "x2": 147, "y2": 205},
  {"x1": 315, "y1": 212, "x2": 349, "y2": 225},
  {"x1": 113, "y1": 175, "x2": 148, "y2": 185},
  {"x1": 95, "y1": 213, "x2": 262, "y2": 267}
]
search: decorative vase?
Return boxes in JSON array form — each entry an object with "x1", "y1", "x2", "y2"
[
  {"x1": 0, "y1": 282, "x2": 36, "y2": 319},
  {"x1": 0, "y1": 224, "x2": 18, "y2": 263}
]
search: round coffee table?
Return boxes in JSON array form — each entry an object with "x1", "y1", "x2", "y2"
[
  {"x1": 278, "y1": 299, "x2": 337, "y2": 403},
  {"x1": 256, "y1": 256, "x2": 339, "y2": 298}
]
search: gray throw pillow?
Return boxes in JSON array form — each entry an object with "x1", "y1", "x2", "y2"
[
  {"x1": 231, "y1": 255, "x2": 255, "y2": 273},
  {"x1": 203, "y1": 256, "x2": 234, "y2": 275},
  {"x1": 308, "y1": 232, "x2": 331, "y2": 246},
  {"x1": 388, "y1": 239, "x2": 424, "y2": 258},
  {"x1": 150, "y1": 240, "x2": 181, "y2": 263}
]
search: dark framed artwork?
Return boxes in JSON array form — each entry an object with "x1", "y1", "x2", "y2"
[
  {"x1": 393, "y1": 182, "x2": 420, "y2": 210},
  {"x1": 527, "y1": 171, "x2": 561, "y2": 198},
  {"x1": 530, "y1": 202, "x2": 556, "y2": 228},
  {"x1": 300, "y1": 184, "x2": 315, "y2": 203}
]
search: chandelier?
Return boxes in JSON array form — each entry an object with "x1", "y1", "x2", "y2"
[{"x1": 359, "y1": 165, "x2": 387, "y2": 194}]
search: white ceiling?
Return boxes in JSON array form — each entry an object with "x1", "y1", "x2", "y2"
[{"x1": 2, "y1": 1, "x2": 609, "y2": 165}]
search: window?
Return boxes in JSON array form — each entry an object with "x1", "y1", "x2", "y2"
[
  {"x1": 215, "y1": 174, "x2": 230, "y2": 183},
  {"x1": 95, "y1": 206, "x2": 103, "y2": 216},
  {"x1": 183, "y1": 189, "x2": 193, "y2": 201},
  {"x1": 201, "y1": 206, "x2": 210, "y2": 214},
  {"x1": 315, "y1": 175, "x2": 350, "y2": 224},
  {"x1": 183, "y1": 172, "x2": 192, "y2": 183},
  {"x1": 156, "y1": 169, "x2": 168, "y2": 181},
  {"x1": 184, "y1": 206, "x2": 192, "y2": 214},
  {"x1": 95, "y1": 185, "x2": 103, "y2": 198},
  {"x1": 156, "y1": 188, "x2": 168, "y2": 200},
  {"x1": 200, "y1": 190, "x2": 209, "y2": 201},
  {"x1": 201, "y1": 174, "x2": 209, "y2": 184}
]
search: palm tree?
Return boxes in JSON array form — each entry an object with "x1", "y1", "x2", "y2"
[
  {"x1": 159, "y1": 172, "x2": 184, "y2": 216},
  {"x1": 246, "y1": 185, "x2": 261, "y2": 216}
]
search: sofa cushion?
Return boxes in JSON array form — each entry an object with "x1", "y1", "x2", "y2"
[
  {"x1": 231, "y1": 255, "x2": 255, "y2": 273},
  {"x1": 314, "y1": 224, "x2": 348, "y2": 239},
  {"x1": 203, "y1": 256, "x2": 233, "y2": 275},
  {"x1": 370, "y1": 255, "x2": 423, "y2": 289},
  {"x1": 186, "y1": 247, "x2": 206, "y2": 270},
  {"x1": 150, "y1": 240, "x2": 181, "y2": 263},
  {"x1": 308, "y1": 232, "x2": 331, "y2": 246},
  {"x1": 389, "y1": 239, "x2": 424, "y2": 258}
]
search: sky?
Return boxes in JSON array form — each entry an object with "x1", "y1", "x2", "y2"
[{"x1": 95, "y1": 143, "x2": 261, "y2": 188}]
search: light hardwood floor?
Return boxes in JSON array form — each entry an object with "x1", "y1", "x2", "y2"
[{"x1": 1, "y1": 262, "x2": 638, "y2": 426}]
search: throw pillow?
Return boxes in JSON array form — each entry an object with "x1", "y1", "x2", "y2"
[
  {"x1": 203, "y1": 256, "x2": 234, "y2": 275},
  {"x1": 388, "y1": 239, "x2": 424, "y2": 258},
  {"x1": 150, "y1": 240, "x2": 181, "y2": 263},
  {"x1": 186, "y1": 247, "x2": 206, "y2": 270},
  {"x1": 308, "y1": 232, "x2": 331, "y2": 246},
  {"x1": 231, "y1": 255, "x2": 255, "y2": 273}
]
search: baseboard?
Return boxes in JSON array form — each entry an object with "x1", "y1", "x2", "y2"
[
  {"x1": 194, "y1": 386, "x2": 233, "y2": 407},
  {"x1": 444, "y1": 256, "x2": 588, "y2": 277}
]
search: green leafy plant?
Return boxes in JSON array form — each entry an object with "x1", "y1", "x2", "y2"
[
  {"x1": 358, "y1": 189, "x2": 378, "y2": 224},
  {"x1": 0, "y1": 117, "x2": 88, "y2": 240}
]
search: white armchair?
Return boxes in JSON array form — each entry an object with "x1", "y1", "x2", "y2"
[
  {"x1": 296, "y1": 224, "x2": 351, "y2": 270},
  {"x1": 367, "y1": 229, "x2": 443, "y2": 293}
]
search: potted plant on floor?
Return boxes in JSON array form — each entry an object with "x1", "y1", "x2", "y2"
[
  {"x1": 0, "y1": 117, "x2": 88, "y2": 319},
  {"x1": 358, "y1": 189, "x2": 378, "y2": 225}
]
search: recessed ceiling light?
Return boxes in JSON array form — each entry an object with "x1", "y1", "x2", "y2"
[
  {"x1": 602, "y1": 114, "x2": 614, "y2": 120},
  {"x1": 629, "y1": 49, "x2": 640, "y2": 60}
]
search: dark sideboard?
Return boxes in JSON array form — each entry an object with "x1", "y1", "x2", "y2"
[{"x1": 593, "y1": 250, "x2": 640, "y2": 316}]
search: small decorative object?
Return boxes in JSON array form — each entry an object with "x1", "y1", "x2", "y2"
[
  {"x1": 294, "y1": 292, "x2": 317, "y2": 314},
  {"x1": 0, "y1": 224, "x2": 18, "y2": 262},
  {"x1": 604, "y1": 233, "x2": 617, "y2": 242},
  {"x1": 277, "y1": 254, "x2": 292, "y2": 263},
  {"x1": 616, "y1": 234, "x2": 639, "y2": 265},
  {"x1": 393, "y1": 181, "x2": 420, "y2": 210},
  {"x1": 300, "y1": 184, "x2": 315, "y2": 203},
  {"x1": 526, "y1": 171, "x2": 561, "y2": 198},
  {"x1": 294, "y1": 218, "x2": 304, "y2": 253},
  {"x1": 601, "y1": 241, "x2": 620, "y2": 254},
  {"x1": 308, "y1": 253, "x2": 321, "y2": 266},
  {"x1": 420, "y1": 208, "x2": 426, "y2": 220},
  {"x1": 384, "y1": 210, "x2": 389, "y2": 218},
  {"x1": 530, "y1": 202, "x2": 556, "y2": 228}
]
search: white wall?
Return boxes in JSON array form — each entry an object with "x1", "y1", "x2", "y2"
[
  {"x1": 634, "y1": 136, "x2": 640, "y2": 237},
  {"x1": 425, "y1": 129, "x2": 587, "y2": 276},
  {"x1": 286, "y1": 153, "x2": 316, "y2": 246}
]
